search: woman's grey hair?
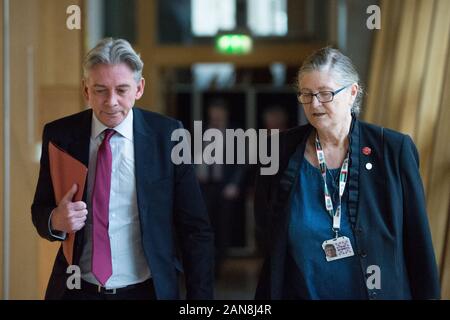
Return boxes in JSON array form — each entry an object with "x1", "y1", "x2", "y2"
[
  {"x1": 297, "y1": 47, "x2": 364, "y2": 116},
  {"x1": 83, "y1": 38, "x2": 144, "y2": 82}
]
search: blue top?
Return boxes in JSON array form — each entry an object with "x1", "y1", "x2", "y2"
[{"x1": 287, "y1": 158, "x2": 367, "y2": 299}]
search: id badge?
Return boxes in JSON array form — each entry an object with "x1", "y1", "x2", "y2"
[{"x1": 322, "y1": 236, "x2": 355, "y2": 262}]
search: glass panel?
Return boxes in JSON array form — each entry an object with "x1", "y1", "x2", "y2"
[
  {"x1": 247, "y1": 0, "x2": 288, "y2": 36},
  {"x1": 158, "y1": 0, "x2": 329, "y2": 44},
  {"x1": 192, "y1": 63, "x2": 235, "y2": 90},
  {"x1": 191, "y1": 0, "x2": 236, "y2": 36},
  {"x1": 103, "y1": 0, "x2": 136, "y2": 43},
  {"x1": 158, "y1": 0, "x2": 192, "y2": 44}
]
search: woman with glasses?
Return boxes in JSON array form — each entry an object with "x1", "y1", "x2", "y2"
[{"x1": 254, "y1": 47, "x2": 440, "y2": 299}]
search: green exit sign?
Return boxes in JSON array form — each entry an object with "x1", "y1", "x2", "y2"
[{"x1": 216, "y1": 34, "x2": 253, "y2": 55}]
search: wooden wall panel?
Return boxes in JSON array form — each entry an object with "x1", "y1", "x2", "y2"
[
  {"x1": 39, "y1": 0, "x2": 83, "y2": 87},
  {"x1": 416, "y1": 0, "x2": 450, "y2": 189},
  {"x1": 9, "y1": 0, "x2": 40, "y2": 299},
  {"x1": 148, "y1": 43, "x2": 326, "y2": 67},
  {"x1": 1, "y1": 0, "x2": 84, "y2": 299},
  {"x1": 400, "y1": 0, "x2": 435, "y2": 137},
  {"x1": 39, "y1": 86, "x2": 84, "y2": 126}
]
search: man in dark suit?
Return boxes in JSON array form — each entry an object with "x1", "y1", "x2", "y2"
[{"x1": 31, "y1": 38, "x2": 214, "y2": 300}]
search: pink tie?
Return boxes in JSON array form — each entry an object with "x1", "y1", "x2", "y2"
[{"x1": 92, "y1": 129, "x2": 115, "y2": 286}]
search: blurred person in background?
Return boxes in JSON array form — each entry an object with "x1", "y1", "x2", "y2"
[
  {"x1": 262, "y1": 105, "x2": 289, "y2": 135},
  {"x1": 196, "y1": 99, "x2": 247, "y2": 278}
]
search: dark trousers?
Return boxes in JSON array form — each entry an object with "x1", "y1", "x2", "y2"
[{"x1": 62, "y1": 278, "x2": 156, "y2": 300}]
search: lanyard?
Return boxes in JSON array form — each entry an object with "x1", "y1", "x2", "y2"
[{"x1": 315, "y1": 133, "x2": 349, "y2": 238}]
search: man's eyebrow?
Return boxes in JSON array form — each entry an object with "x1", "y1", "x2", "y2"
[{"x1": 93, "y1": 84, "x2": 107, "y2": 88}]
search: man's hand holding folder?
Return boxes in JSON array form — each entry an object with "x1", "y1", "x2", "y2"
[
  {"x1": 50, "y1": 184, "x2": 88, "y2": 234},
  {"x1": 48, "y1": 141, "x2": 88, "y2": 265}
]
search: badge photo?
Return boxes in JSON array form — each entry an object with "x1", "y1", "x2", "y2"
[{"x1": 322, "y1": 236, "x2": 355, "y2": 262}]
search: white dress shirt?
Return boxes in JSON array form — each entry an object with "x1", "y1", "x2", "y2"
[{"x1": 79, "y1": 109, "x2": 151, "y2": 288}]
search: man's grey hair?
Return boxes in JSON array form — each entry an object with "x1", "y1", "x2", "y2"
[
  {"x1": 297, "y1": 47, "x2": 364, "y2": 116},
  {"x1": 83, "y1": 38, "x2": 144, "y2": 82}
]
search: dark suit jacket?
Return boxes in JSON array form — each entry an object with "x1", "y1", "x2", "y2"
[
  {"x1": 254, "y1": 117, "x2": 441, "y2": 299},
  {"x1": 31, "y1": 108, "x2": 214, "y2": 300}
]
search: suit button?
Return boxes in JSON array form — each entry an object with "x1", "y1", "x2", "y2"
[
  {"x1": 359, "y1": 251, "x2": 367, "y2": 258},
  {"x1": 352, "y1": 226, "x2": 363, "y2": 235}
]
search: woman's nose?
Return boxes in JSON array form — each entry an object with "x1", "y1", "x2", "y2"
[{"x1": 310, "y1": 94, "x2": 322, "y2": 107}]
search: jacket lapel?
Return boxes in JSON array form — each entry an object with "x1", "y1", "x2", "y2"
[
  {"x1": 67, "y1": 109, "x2": 92, "y2": 202},
  {"x1": 347, "y1": 117, "x2": 360, "y2": 227},
  {"x1": 132, "y1": 108, "x2": 157, "y2": 221}
]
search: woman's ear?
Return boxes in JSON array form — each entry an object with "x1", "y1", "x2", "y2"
[
  {"x1": 350, "y1": 83, "x2": 359, "y2": 104},
  {"x1": 351, "y1": 83, "x2": 359, "y2": 97}
]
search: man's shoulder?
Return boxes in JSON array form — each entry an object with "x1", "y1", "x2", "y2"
[
  {"x1": 43, "y1": 109, "x2": 92, "y2": 135},
  {"x1": 133, "y1": 107, "x2": 181, "y2": 130},
  {"x1": 44, "y1": 109, "x2": 92, "y2": 131}
]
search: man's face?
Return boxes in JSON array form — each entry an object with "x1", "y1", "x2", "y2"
[{"x1": 83, "y1": 63, "x2": 145, "y2": 127}]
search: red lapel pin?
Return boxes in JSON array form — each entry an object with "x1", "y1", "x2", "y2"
[{"x1": 362, "y1": 147, "x2": 372, "y2": 156}]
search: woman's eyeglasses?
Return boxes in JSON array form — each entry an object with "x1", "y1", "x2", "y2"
[{"x1": 297, "y1": 85, "x2": 351, "y2": 104}]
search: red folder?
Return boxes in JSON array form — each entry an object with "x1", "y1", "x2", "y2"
[{"x1": 48, "y1": 141, "x2": 88, "y2": 265}]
